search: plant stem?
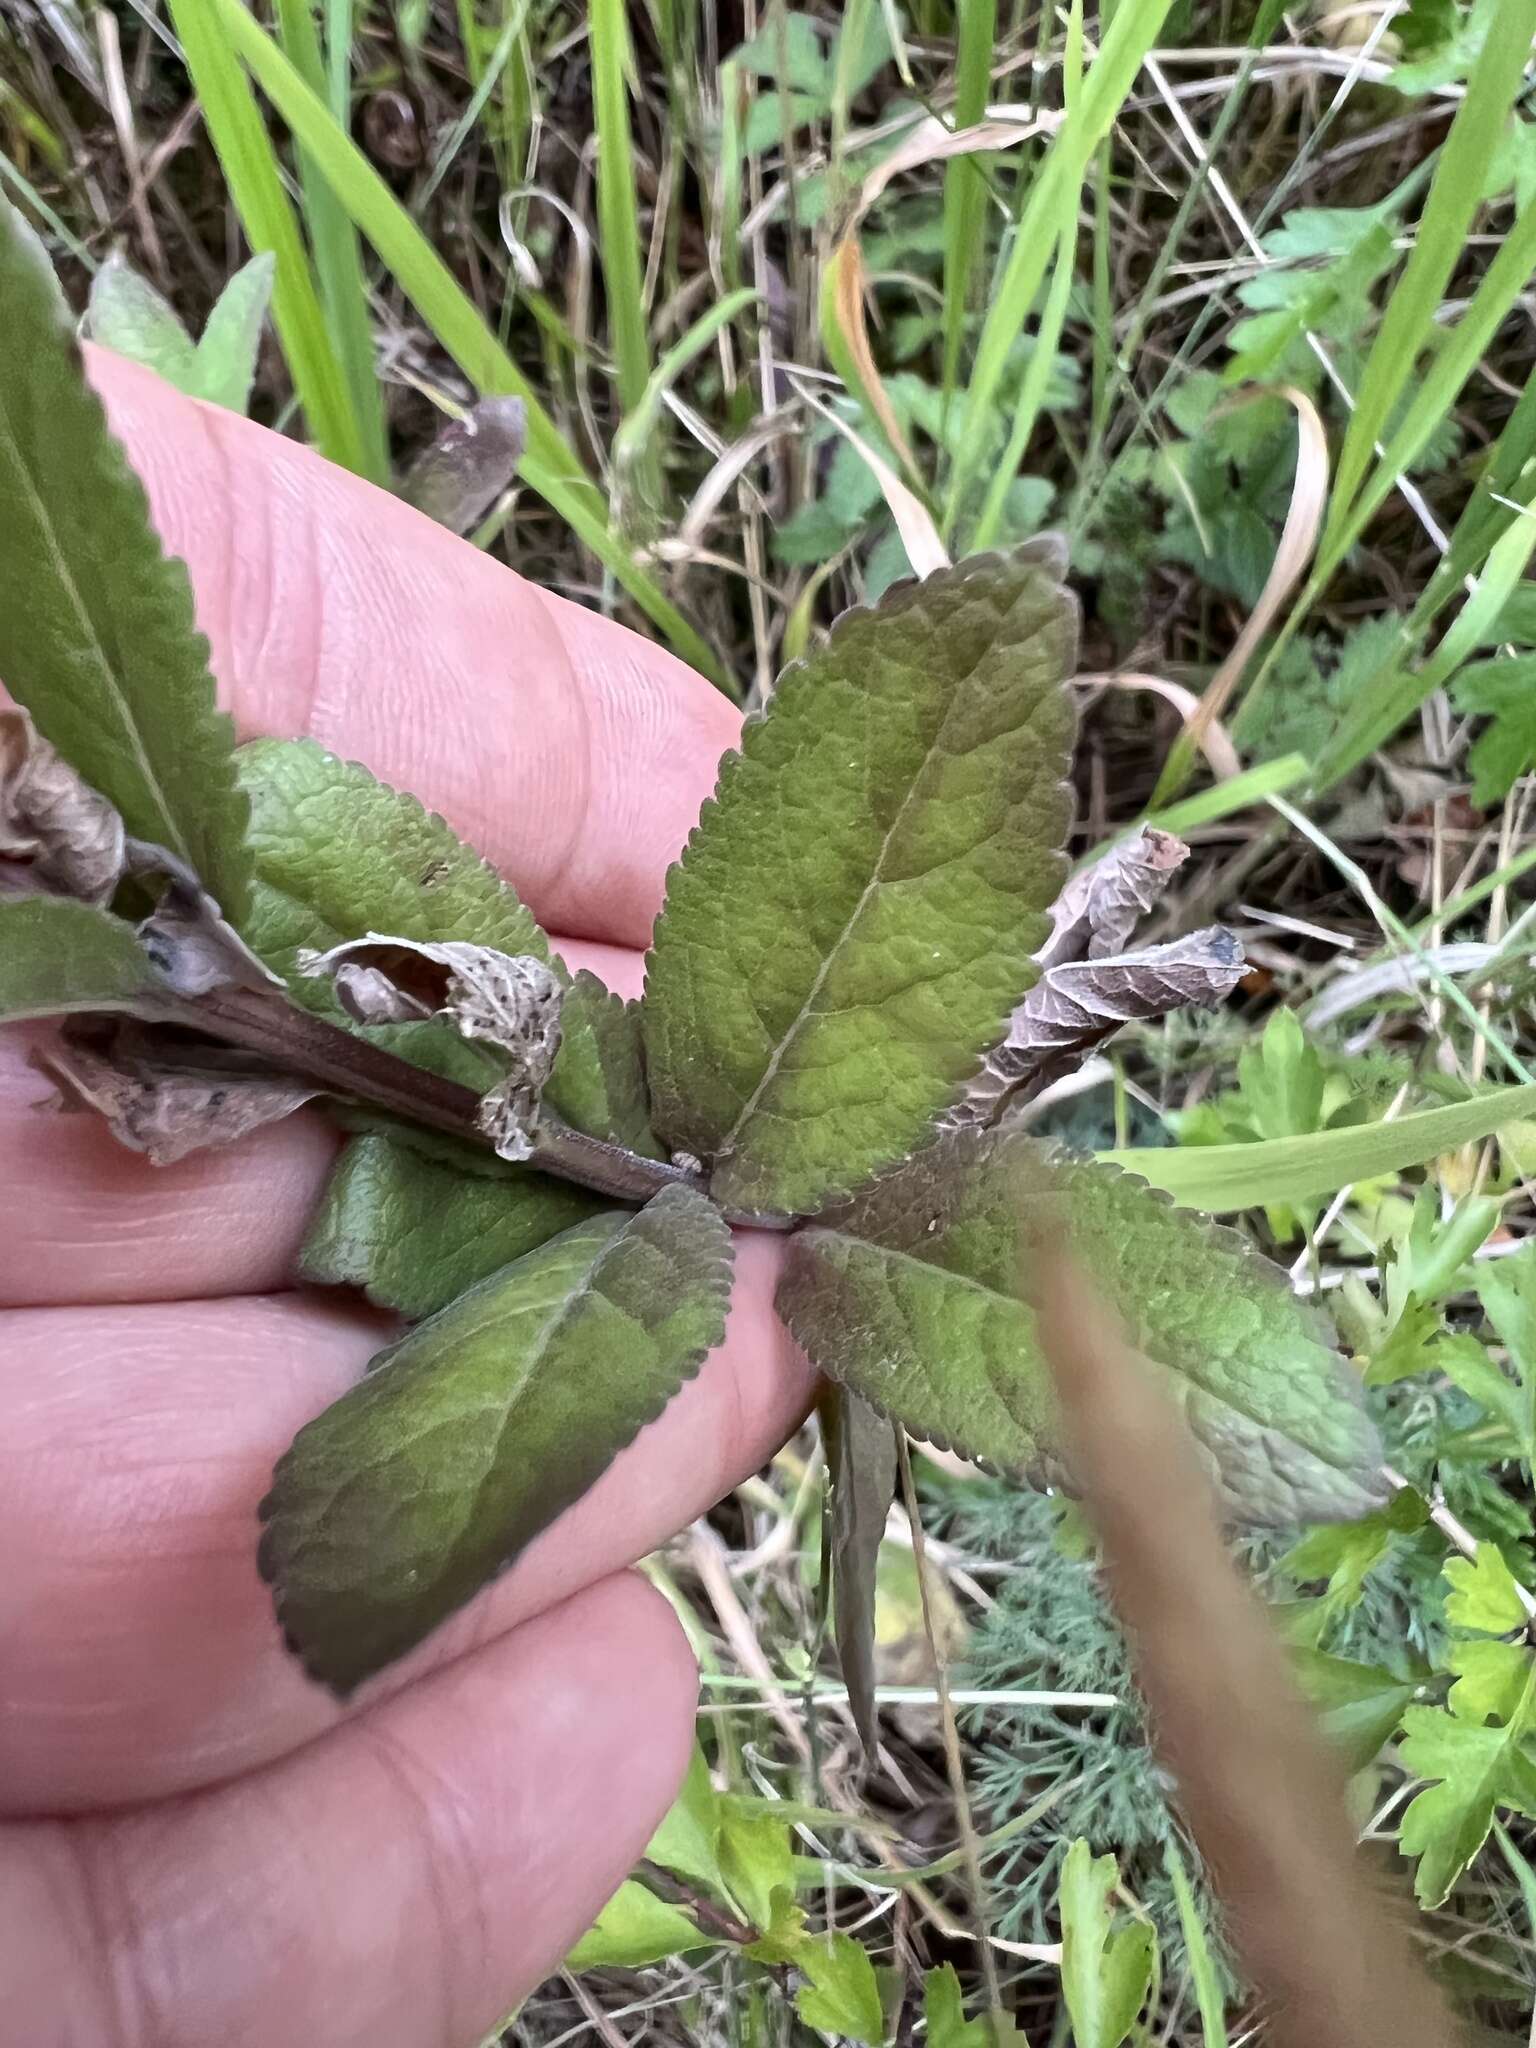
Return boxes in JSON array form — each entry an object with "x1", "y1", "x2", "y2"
[{"x1": 193, "y1": 984, "x2": 705, "y2": 1206}]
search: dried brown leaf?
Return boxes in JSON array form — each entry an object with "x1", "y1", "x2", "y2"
[
  {"x1": 401, "y1": 397, "x2": 526, "y2": 536},
  {"x1": 302, "y1": 935, "x2": 564, "y2": 1163},
  {"x1": 0, "y1": 708, "x2": 126, "y2": 905},
  {"x1": 134, "y1": 867, "x2": 284, "y2": 997},
  {"x1": 1038, "y1": 826, "x2": 1189, "y2": 971},
  {"x1": 330, "y1": 961, "x2": 433, "y2": 1024},
  {"x1": 38, "y1": 1022, "x2": 319, "y2": 1166},
  {"x1": 1034, "y1": 1259, "x2": 1449, "y2": 2048},
  {"x1": 958, "y1": 927, "x2": 1244, "y2": 1125}
]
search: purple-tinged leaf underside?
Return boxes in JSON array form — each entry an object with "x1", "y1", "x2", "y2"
[
  {"x1": 261, "y1": 1182, "x2": 732, "y2": 1692},
  {"x1": 776, "y1": 1130, "x2": 1387, "y2": 1527}
]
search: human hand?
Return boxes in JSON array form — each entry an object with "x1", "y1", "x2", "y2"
[{"x1": 0, "y1": 353, "x2": 813, "y2": 2046}]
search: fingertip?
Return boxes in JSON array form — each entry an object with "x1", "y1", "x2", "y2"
[{"x1": 82, "y1": 347, "x2": 740, "y2": 950}]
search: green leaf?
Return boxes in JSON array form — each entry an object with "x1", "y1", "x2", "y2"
[
  {"x1": 549, "y1": 971, "x2": 664, "y2": 1155},
  {"x1": 1452, "y1": 656, "x2": 1536, "y2": 803},
  {"x1": 718, "y1": 1806, "x2": 795, "y2": 1930},
  {"x1": 645, "y1": 551, "x2": 1076, "y2": 1217},
  {"x1": 239, "y1": 743, "x2": 664, "y2": 1144},
  {"x1": 1447, "y1": 1638, "x2": 1532, "y2": 1724},
  {"x1": 777, "y1": 1131, "x2": 1386, "y2": 1526},
  {"x1": 1397, "y1": 1667, "x2": 1536, "y2": 1908},
  {"x1": 1279, "y1": 1487, "x2": 1430, "y2": 1631},
  {"x1": 819, "y1": 1383, "x2": 899, "y2": 1752},
  {"x1": 1290, "y1": 1647, "x2": 1420, "y2": 1772},
  {"x1": 566, "y1": 1880, "x2": 714, "y2": 1969},
  {"x1": 260, "y1": 1183, "x2": 732, "y2": 1691},
  {"x1": 237, "y1": 739, "x2": 551, "y2": 971},
  {"x1": 923, "y1": 1965, "x2": 1027, "y2": 2045},
  {"x1": 299, "y1": 1132, "x2": 607, "y2": 1320},
  {"x1": 84, "y1": 249, "x2": 274, "y2": 417},
  {"x1": 0, "y1": 898, "x2": 164, "y2": 1021},
  {"x1": 1059, "y1": 1839, "x2": 1155, "y2": 2048},
  {"x1": 645, "y1": 1746, "x2": 726, "y2": 1898},
  {"x1": 193, "y1": 251, "x2": 277, "y2": 413},
  {"x1": 794, "y1": 1931, "x2": 886, "y2": 2043},
  {"x1": 84, "y1": 255, "x2": 200, "y2": 392},
  {"x1": 1237, "y1": 1008, "x2": 1324, "y2": 1139},
  {"x1": 734, "y1": 14, "x2": 830, "y2": 94},
  {"x1": 0, "y1": 199, "x2": 252, "y2": 916},
  {"x1": 1445, "y1": 1543, "x2": 1530, "y2": 1635}
]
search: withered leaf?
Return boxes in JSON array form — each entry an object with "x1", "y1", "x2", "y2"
[
  {"x1": 38, "y1": 1022, "x2": 319, "y2": 1166},
  {"x1": 134, "y1": 867, "x2": 285, "y2": 998},
  {"x1": 820, "y1": 1383, "x2": 899, "y2": 1754},
  {"x1": 0, "y1": 709, "x2": 126, "y2": 906},
  {"x1": 401, "y1": 397, "x2": 526, "y2": 535},
  {"x1": 1037, "y1": 826, "x2": 1188, "y2": 970},
  {"x1": 302, "y1": 934, "x2": 565, "y2": 1163},
  {"x1": 958, "y1": 927, "x2": 1244, "y2": 1125}
]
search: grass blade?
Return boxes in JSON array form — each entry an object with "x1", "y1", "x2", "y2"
[
  {"x1": 165, "y1": 0, "x2": 366, "y2": 474},
  {"x1": 1317, "y1": 465, "x2": 1536, "y2": 790},
  {"x1": 1314, "y1": 177, "x2": 1536, "y2": 595},
  {"x1": 1038, "y1": 1274, "x2": 1448, "y2": 2048},
  {"x1": 273, "y1": 0, "x2": 389, "y2": 484},
  {"x1": 1321, "y1": 0, "x2": 1536, "y2": 552},
  {"x1": 939, "y1": 0, "x2": 995, "y2": 407},
  {"x1": 944, "y1": 0, "x2": 1175, "y2": 541},
  {"x1": 590, "y1": 0, "x2": 652, "y2": 420},
  {"x1": 969, "y1": 219, "x2": 1077, "y2": 550},
  {"x1": 201, "y1": 0, "x2": 727, "y2": 687},
  {"x1": 1165, "y1": 1844, "x2": 1228, "y2": 2048},
  {"x1": 1101, "y1": 1080, "x2": 1536, "y2": 1213}
]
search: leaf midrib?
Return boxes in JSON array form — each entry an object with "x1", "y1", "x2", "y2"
[
  {"x1": 716, "y1": 596, "x2": 1042, "y2": 1170},
  {"x1": 451, "y1": 1215, "x2": 637, "y2": 1549},
  {"x1": 0, "y1": 402, "x2": 192, "y2": 865}
]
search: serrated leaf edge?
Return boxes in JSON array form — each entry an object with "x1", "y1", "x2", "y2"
[
  {"x1": 256, "y1": 1182, "x2": 733, "y2": 1694},
  {"x1": 237, "y1": 736, "x2": 560, "y2": 976},
  {"x1": 776, "y1": 1139, "x2": 1384, "y2": 1511},
  {"x1": 645, "y1": 548, "x2": 1081, "y2": 1220}
]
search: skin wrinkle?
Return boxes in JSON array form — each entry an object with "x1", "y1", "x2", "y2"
[
  {"x1": 0, "y1": 1243, "x2": 809, "y2": 1812},
  {"x1": 92, "y1": 354, "x2": 713, "y2": 947},
  {"x1": 5, "y1": 1581, "x2": 696, "y2": 2048},
  {"x1": 353, "y1": 1720, "x2": 462, "y2": 2048},
  {"x1": 3, "y1": 353, "x2": 814, "y2": 2035}
]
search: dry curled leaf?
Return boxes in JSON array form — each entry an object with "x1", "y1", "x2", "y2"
[
  {"x1": 329, "y1": 961, "x2": 434, "y2": 1025},
  {"x1": 401, "y1": 397, "x2": 526, "y2": 535},
  {"x1": 1034, "y1": 1259, "x2": 1448, "y2": 2048},
  {"x1": 302, "y1": 935, "x2": 564, "y2": 1163},
  {"x1": 135, "y1": 866, "x2": 283, "y2": 998},
  {"x1": 37, "y1": 1021, "x2": 319, "y2": 1166},
  {"x1": 1037, "y1": 825, "x2": 1189, "y2": 971},
  {"x1": 0, "y1": 708, "x2": 126, "y2": 905},
  {"x1": 958, "y1": 927, "x2": 1245, "y2": 1125}
]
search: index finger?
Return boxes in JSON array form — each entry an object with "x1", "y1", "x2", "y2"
[{"x1": 89, "y1": 350, "x2": 738, "y2": 949}]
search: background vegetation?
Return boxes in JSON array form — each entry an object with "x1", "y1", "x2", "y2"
[{"x1": 7, "y1": 0, "x2": 1536, "y2": 2038}]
